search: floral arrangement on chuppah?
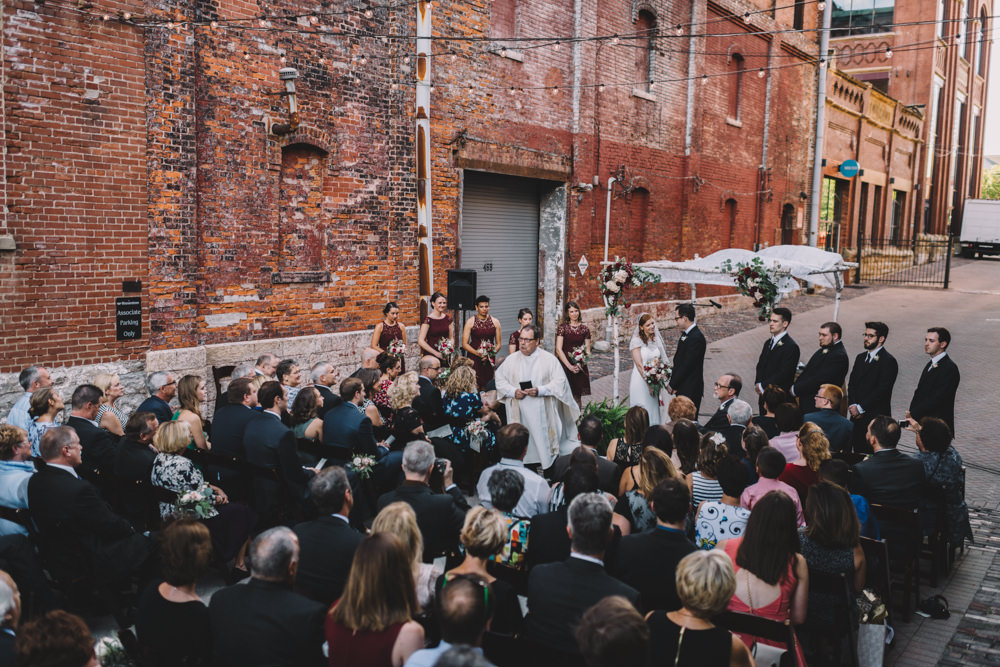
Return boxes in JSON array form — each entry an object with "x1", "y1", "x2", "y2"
[
  {"x1": 718, "y1": 256, "x2": 784, "y2": 321},
  {"x1": 597, "y1": 258, "x2": 661, "y2": 318}
]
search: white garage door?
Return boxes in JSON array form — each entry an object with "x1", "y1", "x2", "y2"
[{"x1": 460, "y1": 172, "x2": 540, "y2": 345}]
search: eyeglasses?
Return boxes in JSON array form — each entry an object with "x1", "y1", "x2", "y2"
[
  {"x1": 815, "y1": 394, "x2": 830, "y2": 401},
  {"x1": 714, "y1": 382, "x2": 731, "y2": 389},
  {"x1": 520, "y1": 337, "x2": 536, "y2": 343}
]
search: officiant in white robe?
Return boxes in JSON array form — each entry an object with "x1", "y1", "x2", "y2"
[{"x1": 495, "y1": 325, "x2": 580, "y2": 468}]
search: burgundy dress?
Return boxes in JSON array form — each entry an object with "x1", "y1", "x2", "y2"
[
  {"x1": 558, "y1": 322, "x2": 592, "y2": 398},
  {"x1": 423, "y1": 315, "x2": 453, "y2": 366},
  {"x1": 469, "y1": 317, "x2": 498, "y2": 390},
  {"x1": 509, "y1": 330, "x2": 521, "y2": 350},
  {"x1": 325, "y1": 610, "x2": 404, "y2": 667},
  {"x1": 378, "y1": 321, "x2": 406, "y2": 373}
]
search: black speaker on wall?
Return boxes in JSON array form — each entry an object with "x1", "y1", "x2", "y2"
[{"x1": 447, "y1": 269, "x2": 477, "y2": 311}]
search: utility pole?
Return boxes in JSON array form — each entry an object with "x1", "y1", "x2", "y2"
[{"x1": 807, "y1": 1, "x2": 833, "y2": 247}]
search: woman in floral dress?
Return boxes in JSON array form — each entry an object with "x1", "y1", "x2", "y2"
[
  {"x1": 555, "y1": 301, "x2": 592, "y2": 404},
  {"x1": 371, "y1": 301, "x2": 407, "y2": 373},
  {"x1": 443, "y1": 365, "x2": 498, "y2": 459},
  {"x1": 462, "y1": 295, "x2": 501, "y2": 391}
]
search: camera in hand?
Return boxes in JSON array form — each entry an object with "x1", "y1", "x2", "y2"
[
  {"x1": 898, "y1": 419, "x2": 910, "y2": 428},
  {"x1": 429, "y1": 457, "x2": 449, "y2": 493}
]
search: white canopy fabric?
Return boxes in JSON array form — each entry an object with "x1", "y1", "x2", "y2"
[{"x1": 637, "y1": 245, "x2": 855, "y2": 291}]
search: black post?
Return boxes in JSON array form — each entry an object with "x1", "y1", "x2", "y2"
[
  {"x1": 943, "y1": 234, "x2": 953, "y2": 289},
  {"x1": 855, "y1": 234, "x2": 863, "y2": 284}
]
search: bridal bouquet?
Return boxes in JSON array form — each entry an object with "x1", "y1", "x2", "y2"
[
  {"x1": 95, "y1": 636, "x2": 136, "y2": 667},
  {"x1": 718, "y1": 256, "x2": 782, "y2": 321},
  {"x1": 436, "y1": 338, "x2": 455, "y2": 362},
  {"x1": 642, "y1": 358, "x2": 672, "y2": 397},
  {"x1": 570, "y1": 345, "x2": 590, "y2": 365},
  {"x1": 387, "y1": 338, "x2": 407, "y2": 359},
  {"x1": 176, "y1": 484, "x2": 215, "y2": 519},
  {"x1": 478, "y1": 340, "x2": 497, "y2": 367},
  {"x1": 597, "y1": 257, "x2": 661, "y2": 317},
  {"x1": 349, "y1": 454, "x2": 378, "y2": 480},
  {"x1": 466, "y1": 419, "x2": 488, "y2": 452}
]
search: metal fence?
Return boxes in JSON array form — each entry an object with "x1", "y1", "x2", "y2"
[{"x1": 852, "y1": 235, "x2": 954, "y2": 288}]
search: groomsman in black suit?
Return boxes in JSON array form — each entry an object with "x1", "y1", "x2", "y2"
[
  {"x1": 666, "y1": 303, "x2": 706, "y2": 413},
  {"x1": 791, "y1": 321, "x2": 849, "y2": 405},
  {"x1": 754, "y1": 307, "x2": 800, "y2": 413},
  {"x1": 908, "y1": 327, "x2": 960, "y2": 435},
  {"x1": 847, "y1": 321, "x2": 898, "y2": 453}
]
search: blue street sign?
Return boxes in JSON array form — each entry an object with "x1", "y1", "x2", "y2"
[{"x1": 839, "y1": 160, "x2": 860, "y2": 178}]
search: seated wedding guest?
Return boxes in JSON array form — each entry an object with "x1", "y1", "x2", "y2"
[
  {"x1": 528, "y1": 465, "x2": 600, "y2": 570},
  {"x1": 406, "y1": 574, "x2": 493, "y2": 667},
  {"x1": 818, "y1": 459, "x2": 880, "y2": 540},
  {"x1": 94, "y1": 373, "x2": 128, "y2": 437},
  {"x1": 548, "y1": 446, "x2": 609, "y2": 511},
  {"x1": 310, "y1": 361, "x2": 341, "y2": 418},
  {"x1": 606, "y1": 406, "x2": 648, "y2": 468},
  {"x1": 522, "y1": 493, "x2": 639, "y2": 662},
  {"x1": 0, "y1": 426, "x2": 34, "y2": 537},
  {"x1": 135, "y1": 519, "x2": 213, "y2": 667},
  {"x1": 770, "y1": 402, "x2": 803, "y2": 462},
  {"x1": 210, "y1": 527, "x2": 326, "y2": 667},
  {"x1": 803, "y1": 384, "x2": 853, "y2": 453},
  {"x1": 613, "y1": 448, "x2": 679, "y2": 536},
  {"x1": 644, "y1": 550, "x2": 753, "y2": 667},
  {"x1": 575, "y1": 595, "x2": 649, "y2": 667},
  {"x1": 26, "y1": 388, "x2": 64, "y2": 457},
  {"x1": 28, "y1": 427, "x2": 155, "y2": 588},
  {"x1": 439, "y1": 507, "x2": 523, "y2": 635},
  {"x1": 277, "y1": 359, "x2": 304, "y2": 406},
  {"x1": 14, "y1": 610, "x2": 96, "y2": 667},
  {"x1": 358, "y1": 369, "x2": 390, "y2": 440},
  {"x1": 255, "y1": 354, "x2": 278, "y2": 379},
  {"x1": 326, "y1": 532, "x2": 425, "y2": 667},
  {"x1": 293, "y1": 467, "x2": 362, "y2": 606},
  {"x1": 113, "y1": 411, "x2": 159, "y2": 528},
  {"x1": 718, "y1": 399, "x2": 752, "y2": 458},
  {"x1": 548, "y1": 416, "x2": 619, "y2": 495},
  {"x1": 486, "y1": 470, "x2": 531, "y2": 573},
  {"x1": 216, "y1": 362, "x2": 255, "y2": 412},
  {"x1": 323, "y1": 378, "x2": 380, "y2": 464},
  {"x1": 740, "y1": 447, "x2": 804, "y2": 526},
  {"x1": 151, "y1": 421, "x2": 255, "y2": 579},
  {"x1": 414, "y1": 356, "x2": 449, "y2": 435},
  {"x1": 212, "y1": 377, "x2": 258, "y2": 459},
  {"x1": 672, "y1": 419, "x2": 701, "y2": 478},
  {"x1": 687, "y1": 434, "x2": 726, "y2": 508},
  {"x1": 721, "y1": 491, "x2": 808, "y2": 665},
  {"x1": 351, "y1": 347, "x2": 381, "y2": 379},
  {"x1": 174, "y1": 375, "x2": 211, "y2": 451},
  {"x1": 389, "y1": 371, "x2": 422, "y2": 431},
  {"x1": 611, "y1": 478, "x2": 696, "y2": 611},
  {"x1": 778, "y1": 422, "x2": 828, "y2": 506},
  {"x1": 664, "y1": 395, "x2": 698, "y2": 436},
  {"x1": 137, "y1": 371, "x2": 176, "y2": 427},
  {"x1": 911, "y1": 416, "x2": 973, "y2": 546},
  {"x1": 5, "y1": 366, "x2": 52, "y2": 432},
  {"x1": 290, "y1": 386, "x2": 324, "y2": 444},
  {"x1": 618, "y1": 425, "x2": 673, "y2": 496},
  {"x1": 739, "y1": 424, "x2": 769, "y2": 483},
  {"x1": 0, "y1": 570, "x2": 19, "y2": 663},
  {"x1": 753, "y1": 385, "x2": 788, "y2": 439},
  {"x1": 850, "y1": 416, "x2": 925, "y2": 510},
  {"x1": 800, "y1": 483, "x2": 867, "y2": 613},
  {"x1": 477, "y1": 424, "x2": 549, "y2": 518},
  {"x1": 373, "y1": 502, "x2": 443, "y2": 612},
  {"x1": 443, "y1": 366, "x2": 497, "y2": 458},
  {"x1": 377, "y1": 441, "x2": 469, "y2": 561},
  {"x1": 65, "y1": 384, "x2": 117, "y2": 478},
  {"x1": 694, "y1": 457, "x2": 751, "y2": 550}
]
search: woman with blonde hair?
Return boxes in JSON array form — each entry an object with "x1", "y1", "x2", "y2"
[
  {"x1": 443, "y1": 365, "x2": 497, "y2": 455},
  {"x1": 26, "y1": 387, "x2": 64, "y2": 457},
  {"x1": 326, "y1": 532, "x2": 425, "y2": 667},
  {"x1": 606, "y1": 405, "x2": 650, "y2": 468},
  {"x1": 779, "y1": 423, "x2": 830, "y2": 506},
  {"x1": 388, "y1": 371, "x2": 421, "y2": 412},
  {"x1": 438, "y1": 506, "x2": 523, "y2": 634},
  {"x1": 173, "y1": 375, "x2": 210, "y2": 450},
  {"x1": 93, "y1": 373, "x2": 128, "y2": 436},
  {"x1": 371, "y1": 502, "x2": 442, "y2": 611},
  {"x1": 612, "y1": 448, "x2": 680, "y2": 535}
]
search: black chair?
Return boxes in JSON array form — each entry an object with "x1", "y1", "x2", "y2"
[
  {"x1": 869, "y1": 504, "x2": 920, "y2": 621},
  {"x1": 804, "y1": 569, "x2": 859, "y2": 667},
  {"x1": 832, "y1": 451, "x2": 867, "y2": 466},
  {"x1": 0, "y1": 505, "x2": 32, "y2": 532},
  {"x1": 715, "y1": 610, "x2": 798, "y2": 666}
]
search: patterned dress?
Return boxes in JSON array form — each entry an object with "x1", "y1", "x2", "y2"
[
  {"x1": 377, "y1": 321, "x2": 406, "y2": 373},
  {"x1": 695, "y1": 501, "x2": 751, "y2": 550},
  {"x1": 443, "y1": 391, "x2": 496, "y2": 457},
  {"x1": 557, "y1": 322, "x2": 592, "y2": 398},
  {"x1": 423, "y1": 315, "x2": 453, "y2": 367},
  {"x1": 468, "y1": 317, "x2": 497, "y2": 391},
  {"x1": 509, "y1": 330, "x2": 521, "y2": 349}
]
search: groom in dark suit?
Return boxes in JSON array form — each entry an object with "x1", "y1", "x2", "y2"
[
  {"x1": 791, "y1": 321, "x2": 849, "y2": 406},
  {"x1": 754, "y1": 307, "x2": 800, "y2": 413},
  {"x1": 847, "y1": 321, "x2": 899, "y2": 453},
  {"x1": 667, "y1": 303, "x2": 706, "y2": 413},
  {"x1": 908, "y1": 327, "x2": 960, "y2": 435}
]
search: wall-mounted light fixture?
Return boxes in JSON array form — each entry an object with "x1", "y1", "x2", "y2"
[{"x1": 271, "y1": 68, "x2": 300, "y2": 135}]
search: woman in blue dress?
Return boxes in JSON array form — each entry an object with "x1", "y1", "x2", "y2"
[{"x1": 442, "y1": 365, "x2": 499, "y2": 459}]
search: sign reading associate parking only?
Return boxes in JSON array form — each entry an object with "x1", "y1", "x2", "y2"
[{"x1": 115, "y1": 297, "x2": 142, "y2": 341}]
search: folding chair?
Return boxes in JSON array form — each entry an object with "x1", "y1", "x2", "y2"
[
  {"x1": 715, "y1": 610, "x2": 798, "y2": 666},
  {"x1": 869, "y1": 504, "x2": 920, "y2": 620},
  {"x1": 805, "y1": 569, "x2": 859, "y2": 667}
]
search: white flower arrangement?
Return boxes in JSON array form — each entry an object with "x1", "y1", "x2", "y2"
[{"x1": 349, "y1": 455, "x2": 377, "y2": 480}]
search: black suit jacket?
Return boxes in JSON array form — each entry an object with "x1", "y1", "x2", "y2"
[
  {"x1": 754, "y1": 334, "x2": 800, "y2": 393},
  {"x1": 702, "y1": 398, "x2": 734, "y2": 433},
  {"x1": 377, "y1": 482, "x2": 469, "y2": 561},
  {"x1": 113, "y1": 437, "x2": 158, "y2": 525},
  {"x1": 413, "y1": 376, "x2": 447, "y2": 432},
  {"x1": 292, "y1": 515, "x2": 362, "y2": 606},
  {"x1": 909, "y1": 355, "x2": 960, "y2": 434},
  {"x1": 850, "y1": 448, "x2": 926, "y2": 509},
  {"x1": 135, "y1": 395, "x2": 173, "y2": 425},
  {"x1": 314, "y1": 385, "x2": 342, "y2": 419},
  {"x1": 66, "y1": 415, "x2": 118, "y2": 477},
  {"x1": 321, "y1": 402, "x2": 377, "y2": 460},
  {"x1": 27, "y1": 466, "x2": 151, "y2": 584},
  {"x1": 523, "y1": 557, "x2": 640, "y2": 655},
  {"x1": 610, "y1": 527, "x2": 697, "y2": 612},
  {"x1": 719, "y1": 424, "x2": 747, "y2": 458},
  {"x1": 803, "y1": 409, "x2": 854, "y2": 453},
  {"x1": 211, "y1": 404, "x2": 258, "y2": 459},
  {"x1": 209, "y1": 578, "x2": 326, "y2": 667},
  {"x1": 547, "y1": 450, "x2": 620, "y2": 495},
  {"x1": 668, "y1": 325, "x2": 706, "y2": 409},
  {"x1": 793, "y1": 341, "x2": 849, "y2": 402},
  {"x1": 243, "y1": 412, "x2": 311, "y2": 519},
  {"x1": 847, "y1": 349, "x2": 898, "y2": 419},
  {"x1": 526, "y1": 507, "x2": 571, "y2": 570}
]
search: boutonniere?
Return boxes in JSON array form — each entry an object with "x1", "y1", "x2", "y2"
[
  {"x1": 680, "y1": 336, "x2": 688, "y2": 342},
  {"x1": 822, "y1": 348, "x2": 829, "y2": 354},
  {"x1": 777, "y1": 341, "x2": 784, "y2": 347},
  {"x1": 932, "y1": 362, "x2": 939, "y2": 369},
  {"x1": 872, "y1": 355, "x2": 879, "y2": 362}
]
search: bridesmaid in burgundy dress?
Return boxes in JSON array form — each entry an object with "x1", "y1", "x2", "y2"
[
  {"x1": 507, "y1": 308, "x2": 534, "y2": 355},
  {"x1": 462, "y1": 295, "x2": 502, "y2": 391},
  {"x1": 417, "y1": 291, "x2": 455, "y2": 367},
  {"x1": 555, "y1": 301, "x2": 593, "y2": 404},
  {"x1": 371, "y1": 301, "x2": 407, "y2": 373}
]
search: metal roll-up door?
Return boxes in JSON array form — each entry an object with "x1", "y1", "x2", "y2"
[{"x1": 460, "y1": 172, "x2": 540, "y2": 341}]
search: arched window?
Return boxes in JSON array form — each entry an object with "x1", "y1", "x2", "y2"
[
  {"x1": 279, "y1": 143, "x2": 328, "y2": 270},
  {"x1": 635, "y1": 10, "x2": 656, "y2": 91},
  {"x1": 976, "y1": 10, "x2": 988, "y2": 75},
  {"x1": 724, "y1": 198, "x2": 738, "y2": 247},
  {"x1": 628, "y1": 188, "x2": 650, "y2": 256},
  {"x1": 781, "y1": 204, "x2": 797, "y2": 245},
  {"x1": 491, "y1": 0, "x2": 517, "y2": 41},
  {"x1": 728, "y1": 52, "x2": 745, "y2": 121}
]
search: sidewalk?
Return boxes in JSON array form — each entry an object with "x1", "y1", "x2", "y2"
[{"x1": 588, "y1": 255, "x2": 1000, "y2": 664}]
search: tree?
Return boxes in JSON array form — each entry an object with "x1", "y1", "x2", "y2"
[{"x1": 982, "y1": 165, "x2": 1000, "y2": 200}]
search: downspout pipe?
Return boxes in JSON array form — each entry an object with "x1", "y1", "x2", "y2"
[
  {"x1": 602, "y1": 176, "x2": 617, "y2": 343},
  {"x1": 808, "y1": 1, "x2": 832, "y2": 247}
]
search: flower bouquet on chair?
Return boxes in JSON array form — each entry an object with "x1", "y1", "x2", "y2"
[
  {"x1": 466, "y1": 420, "x2": 488, "y2": 453},
  {"x1": 175, "y1": 484, "x2": 215, "y2": 519}
]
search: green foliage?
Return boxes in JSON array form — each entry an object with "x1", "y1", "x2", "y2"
[
  {"x1": 578, "y1": 397, "x2": 629, "y2": 455},
  {"x1": 982, "y1": 166, "x2": 1000, "y2": 201}
]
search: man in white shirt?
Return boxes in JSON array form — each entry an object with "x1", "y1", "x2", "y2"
[
  {"x1": 477, "y1": 423, "x2": 551, "y2": 517},
  {"x1": 5, "y1": 366, "x2": 52, "y2": 431}
]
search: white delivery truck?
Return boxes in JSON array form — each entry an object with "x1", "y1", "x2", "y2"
[{"x1": 959, "y1": 199, "x2": 1000, "y2": 258}]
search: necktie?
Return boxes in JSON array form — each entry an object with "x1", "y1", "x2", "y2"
[{"x1": 925, "y1": 360, "x2": 934, "y2": 373}]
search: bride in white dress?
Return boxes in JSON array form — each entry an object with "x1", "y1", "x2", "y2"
[{"x1": 629, "y1": 313, "x2": 669, "y2": 425}]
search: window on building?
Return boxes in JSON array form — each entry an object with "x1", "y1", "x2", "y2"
[
  {"x1": 819, "y1": 177, "x2": 847, "y2": 250},
  {"x1": 628, "y1": 188, "x2": 650, "y2": 256},
  {"x1": 936, "y1": 0, "x2": 946, "y2": 39},
  {"x1": 781, "y1": 204, "x2": 798, "y2": 245},
  {"x1": 950, "y1": 97, "x2": 967, "y2": 213},
  {"x1": 872, "y1": 184, "x2": 884, "y2": 237},
  {"x1": 635, "y1": 10, "x2": 656, "y2": 91},
  {"x1": 831, "y1": 0, "x2": 894, "y2": 37},
  {"x1": 793, "y1": 0, "x2": 805, "y2": 30},
  {"x1": 976, "y1": 11, "x2": 988, "y2": 75},
  {"x1": 858, "y1": 182, "x2": 870, "y2": 239},
  {"x1": 961, "y1": 1, "x2": 974, "y2": 59},
  {"x1": 889, "y1": 190, "x2": 905, "y2": 242},
  {"x1": 728, "y1": 52, "x2": 745, "y2": 121},
  {"x1": 279, "y1": 143, "x2": 328, "y2": 271},
  {"x1": 725, "y1": 199, "x2": 738, "y2": 247},
  {"x1": 853, "y1": 71, "x2": 890, "y2": 94},
  {"x1": 491, "y1": 0, "x2": 517, "y2": 41},
  {"x1": 969, "y1": 110, "x2": 981, "y2": 197}
]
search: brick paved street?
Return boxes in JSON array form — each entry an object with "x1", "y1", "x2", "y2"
[{"x1": 588, "y1": 255, "x2": 1000, "y2": 664}]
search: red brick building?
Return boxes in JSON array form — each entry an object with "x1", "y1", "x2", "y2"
[{"x1": 0, "y1": 0, "x2": 820, "y2": 403}]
